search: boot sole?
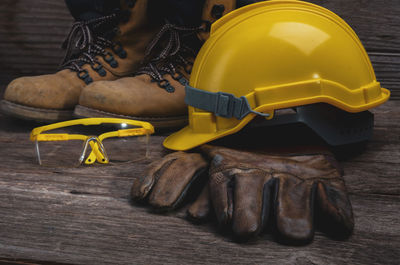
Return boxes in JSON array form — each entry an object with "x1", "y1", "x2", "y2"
[
  {"x1": 0, "y1": 100, "x2": 74, "y2": 123},
  {"x1": 74, "y1": 105, "x2": 188, "y2": 129}
]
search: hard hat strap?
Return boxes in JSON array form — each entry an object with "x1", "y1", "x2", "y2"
[{"x1": 185, "y1": 85, "x2": 271, "y2": 120}]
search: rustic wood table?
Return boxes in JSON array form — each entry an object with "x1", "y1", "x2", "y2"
[
  {"x1": 0, "y1": 102, "x2": 399, "y2": 265},
  {"x1": 0, "y1": 0, "x2": 399, "y2": 264}
]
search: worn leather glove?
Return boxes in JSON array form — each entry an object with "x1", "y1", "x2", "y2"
[
  {"x1": 131, "y1": 151, "x2": 208, "y2": 210},
  {"x1": 131, "y1": 145, "x2": 354, "y2": 244},
  {"x1": 197, "y1": 145, "x2": 354, "y2": 243}
]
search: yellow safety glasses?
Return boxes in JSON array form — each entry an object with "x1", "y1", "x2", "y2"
[{"x1": 30, "y1": 118, "x2": 154, "y2": 167}]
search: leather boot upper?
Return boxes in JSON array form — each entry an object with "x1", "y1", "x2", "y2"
[
  {"x1": 78, "y1": 0, "x2": 237, "y2": 119},
  {"x1": 4, "y1": 0, "x2": 160, "y2": 110}
]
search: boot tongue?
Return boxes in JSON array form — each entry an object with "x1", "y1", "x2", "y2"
[{"x1": 66, "y1": 0, "x2": 121, "y2": 21}]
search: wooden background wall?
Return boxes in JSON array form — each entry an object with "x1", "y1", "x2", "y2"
[{"x1": 0, "y1": 0, "x2": 399, "y2": 99}]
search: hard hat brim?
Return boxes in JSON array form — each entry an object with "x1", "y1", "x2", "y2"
[{"x1": 164, "y1": 123, "x2": 243, "y2": 151}]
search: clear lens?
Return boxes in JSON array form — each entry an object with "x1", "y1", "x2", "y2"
[
  {"x1": 102, "y1": 134, "x2": 151, "y2": 164},
  {"x1": 35, "y1": 140, "x2": 84, "y2": 167}
]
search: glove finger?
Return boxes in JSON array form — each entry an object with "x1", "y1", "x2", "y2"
[
  {"x1": 209, "y1": 170, "x2": 233, "y2": 226},
  {"x1": 274, "y1": 173, "x2": 315, "y2": 244},
  {"x1": 187, "y1": 185, "x2": 211, "y2": 221},
  {"x1": 232, "y1": 169, "x2": 273, "y2": 238},
  {"x1": 316, "y1": 181, "x2": 354, "y2": 238},
  {"x1": 131, "y1": 152, "x2": 186, "y2": 201},
  {"x1": 148, "y1": 153, "x2": 208, "y2": 210}
]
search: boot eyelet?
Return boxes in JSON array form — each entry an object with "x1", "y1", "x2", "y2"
[
  {"x1": 91, "y1": 63, "x2": 107, "y2": 77},
  {"x1": 104, "y1": 52, "x2": 113, "y2": 62},
  {"x1": 165, "y1": 86, "x2": 175, "y2": 93},
  {"x1": 172, "y1": 73, "x2": 188, "y2": 86},
  {"x1": 77, "y1": 70, "x2": 93, "y2": 85},
  {"x1": 112, "y1": 43, "x2": 127, "y2": 59},
  {"x1": 178, "y1": 77, "x2": 189, "y2": 86},
  {"x1": 158, "y1": 80, "x2": 175, "y2": 93},
  {"x1": 103, "y1": 52, "x2": 119, "y2": 68},
  {"x1": 110, "y1": 60, "x2": 119, "y2": 68},
  {"x1": 78, "y1": 69, "x2": 89, "y2": 79},
  {"x1": 118, "y1": 50, "x2": 127, "y2": 59}
]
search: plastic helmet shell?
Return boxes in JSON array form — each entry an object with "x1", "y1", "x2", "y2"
[{"x1": 164, "y1": 0, "x2": 390, "y2": 151}]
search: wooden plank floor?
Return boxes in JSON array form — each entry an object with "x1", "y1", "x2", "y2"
[
  {"x1": 0, "y1": 0, "x2": 399, "y2": 264},
  {"x1": 0, "y1": 101, "x2": 399, "y2": 265}
]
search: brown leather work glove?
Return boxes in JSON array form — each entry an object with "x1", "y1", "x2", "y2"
[
  {"x1": 192, "y1": 145, "x2": 355, "y2": 243},
  {"x1": 131, "y1": 151, "x2": 208, "y2": 210},
  {"x1": 131, "y1": 145, "x2": 354, "y2": 244}
]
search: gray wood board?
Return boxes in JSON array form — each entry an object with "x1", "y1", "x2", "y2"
[
  {"x1": 0, "y1": 0, "x2": 399, "y2": 98},
  {"x1": 0, "y1": 101, "x2": 399, "y2": 264}
]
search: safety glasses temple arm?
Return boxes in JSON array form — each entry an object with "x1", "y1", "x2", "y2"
[
  {"x1": 98, "y1": 128, "x2": 154, "y2": 142},
  {"x1": 31, "y1": 133, "x2": 88, "y2": 142}
]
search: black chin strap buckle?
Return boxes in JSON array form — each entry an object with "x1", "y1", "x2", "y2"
[{"x1": 185, "y1": 85, "x2": 271, "y2": 120}]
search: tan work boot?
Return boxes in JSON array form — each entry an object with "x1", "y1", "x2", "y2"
[
  {"x1": 1, "y1": 0, "x2": 160, "y2": 122},
  {"x1": 75, "y1": 0, "x2": 237, "y2": 129}
]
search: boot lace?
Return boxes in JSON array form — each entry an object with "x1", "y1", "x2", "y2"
[
  {"x1": 135, "y1": 22, "x2": 203, "y2": 93},
  {"x1": 60, "y1": 10, "x2": 131, "y2": 84}
]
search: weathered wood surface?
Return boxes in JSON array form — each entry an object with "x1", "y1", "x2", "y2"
[
  {"x1": 0, "y1": 101, "x2": 399, "y2": 265},
  {"x1": 0, "y1": 0, "x2": 399, "y2": 264},
  {"x1": 0, "y1": 0, "x2": 399, "y2": 98}
]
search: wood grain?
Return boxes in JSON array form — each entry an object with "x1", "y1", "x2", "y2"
[
  {"x1": 0, "y1": 101, "x2": 399, "y2": 265},
  {"x1": 0, "y1": 1, "x2": 399, "y2": 264}
]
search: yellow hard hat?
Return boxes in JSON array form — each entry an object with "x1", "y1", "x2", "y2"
[{"x1": 164, "y1": 0, "x2": 390, "y2": 151}]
